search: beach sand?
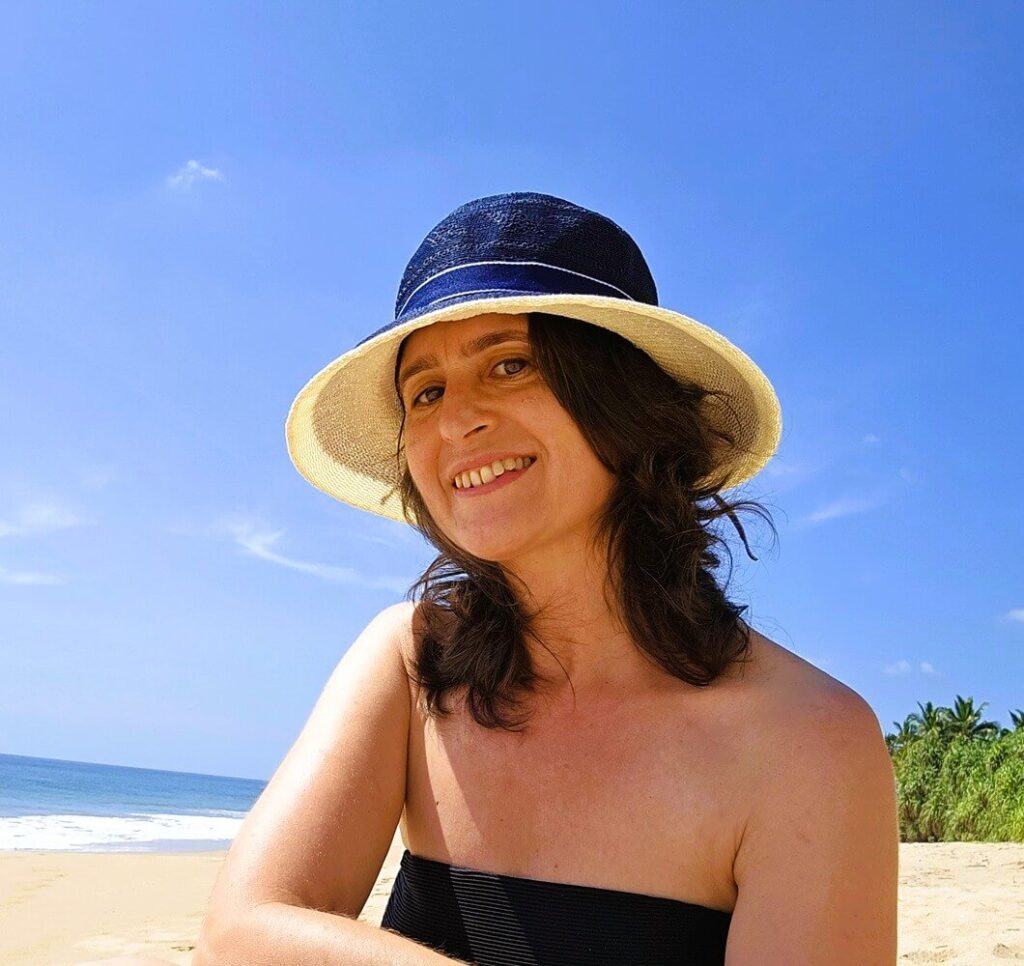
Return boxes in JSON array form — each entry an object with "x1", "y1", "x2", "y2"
[{"x1": 1, "y1": 838, "x2": 1022, "y2": 965}]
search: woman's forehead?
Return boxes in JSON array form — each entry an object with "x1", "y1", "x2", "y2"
[{"x1": 399, "y1": 312, "x2": 529, "y2": 357}]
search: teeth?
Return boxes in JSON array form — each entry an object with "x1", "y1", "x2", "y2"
[{"x1": 455, "y1": 456, "x2": 534, "y2": 489}]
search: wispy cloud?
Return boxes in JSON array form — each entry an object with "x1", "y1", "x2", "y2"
[
  {"x1": 0, "y1": 501, "x2": 87, "y2": 538},
  {"x1": 0, "y1": 500, "x2": 85, "y2": 585},
  {"x1": 0, "y1": 564, "x2": 63, "y2": 586},
  {"x1": 345, "y1": 529, "x2": 407, "y2": 550},
  {"x1": 758, "y1": 457, "x2": 827, "y2": 496},
  {"x1": 883, "y1": 658, "x2": 939, "y2": 676},
  {"x1": 166, "y1": 159, "x2": 225, "y2": 191},
  {"x1": 758, "y1": 433, "x2": 891, "y2": 497},
  {"x1": 762, "y1": 458, "x2": 809, "y2": 480},
  {"x1": 884, "y1": 659, "x2": 912, "y2": 675},
  {"x1": 80, "y1": 464, "x2": 117, "y2": 491},
  {"x1": 794, "y1": 493, "x2": 885, "y2": 527},
  {"x1": 346, "y1": 514, "x2": 426, "y2": 551},
  {"x1": 1006, "y1": 608, "x2": 1024, "y2": 623},
  {"x1": 220, "y1": 517, "x2": 410, "y2": 595}
]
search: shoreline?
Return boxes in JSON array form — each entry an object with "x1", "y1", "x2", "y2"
[{"x1": 1, "y1": 840, "x2": 1022, "y2": 965}]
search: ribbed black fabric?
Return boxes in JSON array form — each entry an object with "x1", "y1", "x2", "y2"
[{"x1": 380, "y1": 850, "x2": 732, "y2": 965}]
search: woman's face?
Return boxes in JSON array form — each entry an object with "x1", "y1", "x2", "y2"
[{"x1": 398, "y1": 313, "x2": 616, "y2": 563}]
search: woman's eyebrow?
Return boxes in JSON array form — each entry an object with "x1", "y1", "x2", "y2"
[{"x1": 397, "y1": 330, "x2": 529, "y2": 392}]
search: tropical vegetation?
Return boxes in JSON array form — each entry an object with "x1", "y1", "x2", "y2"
[{"x1": 884, "y1": 695, "x2": 1024, "y2": 842}]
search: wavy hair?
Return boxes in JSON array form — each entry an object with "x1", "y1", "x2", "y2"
[{"x1": 393, "y1": 312, "x2": 777, "y2": 731}]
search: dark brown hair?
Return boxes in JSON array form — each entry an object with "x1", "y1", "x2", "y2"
[{"x1": 393, "y1": 312, "x2": 777, "y2": 731}]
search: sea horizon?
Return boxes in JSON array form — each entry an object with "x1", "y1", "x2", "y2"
[{"x1": 0, "y1": 752, "x2": 267, "y2": 852}]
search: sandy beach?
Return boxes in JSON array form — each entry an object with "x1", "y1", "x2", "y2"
[{"x1": 2, "y1": 837, "x2": 1022, "y2": 965}]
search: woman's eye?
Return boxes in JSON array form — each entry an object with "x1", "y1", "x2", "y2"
[
  {"x1": 410, "y1": 358, "x2": 531, "y2": 408},
  {"x1": 495, "y1": 357, "x2": 530, "y2": 377},
  {"x1": 411, "y1": 385, "x2": 443, "y2": 407}
]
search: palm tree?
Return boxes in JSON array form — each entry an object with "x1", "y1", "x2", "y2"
[
  {"x1": 942, "y1": 694, "x2": 1001, "y2": 740},
  {"x1": 998, "y1": 708, "x2": 1024, "y2": 738},
  {"x1": 886, "y1": 715, "x2": 921, "y2": 755},
  {"x1": 906, "y1": 700, "x2": 950, "y2": 738}
]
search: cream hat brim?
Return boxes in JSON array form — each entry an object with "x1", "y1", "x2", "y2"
[{"x1": 285, "y1": 294, "x2": 782, "y2": 525}]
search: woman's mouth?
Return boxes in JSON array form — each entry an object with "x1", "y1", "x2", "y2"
[{"x1": 452, "y1": 457, "x2": 536, "y2": 498}]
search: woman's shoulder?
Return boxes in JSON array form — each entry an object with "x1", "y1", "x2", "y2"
[
  {"x1": 746, "y1": 627, "x2": 874, "y2": 712},
  {"x1": 373, "y1": 598, "x2": 450, "y2": 704},
  {"x1": 366, "y1": 599, "x2": 421, "y2": 677},
  {"x1": 730, "y1": 626, "x2": 885, "y2": 766}
]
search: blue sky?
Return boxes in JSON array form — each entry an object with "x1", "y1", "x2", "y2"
[{"x1": 1, "y1": 3, "x2": 1021, "y2": 781}]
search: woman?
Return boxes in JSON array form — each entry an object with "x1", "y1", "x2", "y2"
[{"x1": 92, "y1": 192, "x2": 898, "y2": 965}]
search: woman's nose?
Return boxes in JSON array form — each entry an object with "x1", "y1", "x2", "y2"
[{"x1": 437, "y1": 382, "x2": 492, "y2": 442}]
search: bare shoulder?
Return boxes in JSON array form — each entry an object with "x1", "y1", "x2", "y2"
[
  {"x1": 200, "y1": 597, "x2": 426, "y2": 932},
  {"x1": 724, "y1": 624, "x2": 894, "y2": 848},
  {"x1": 731, "y1": 626, "x2": 892, "y2": 797},
  {"x1": 724, "y1": 628, "x2": 898, "y2": 962},
  {"x1": 365, "y1": 596, "x2": 424, "y2": 665},
  {"x1": 396, "y1": 597, "x2": 443, "y2": 698},
  {"x1": 732, "y1": 625, "x2": 882, "y2": 730},
  {"x1": 380, "y1": 598, "x2": 418, "y2": 662}
]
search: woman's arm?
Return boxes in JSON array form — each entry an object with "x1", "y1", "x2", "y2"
[
  {"x1": 725, "y1": 686, "x2": 899, "y2": 965},
  {"x1": 194, "y1": 903, "x2": 468, "y2": 965},
  {"x1": 193, "y1": 602, "x2": 468, "y2": 965}
]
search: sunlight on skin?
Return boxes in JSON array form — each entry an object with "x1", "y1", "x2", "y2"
[
  {"x1": 399, "y1": 312, "x2": 616, "y2": 575},
  {"x1": 398, "y1": 312, "x2": 665, "y2": 689}
]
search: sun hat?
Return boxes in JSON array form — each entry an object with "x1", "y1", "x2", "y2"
[{"x1": 285, "y1": 191, "x2": 782, "y2": 526}]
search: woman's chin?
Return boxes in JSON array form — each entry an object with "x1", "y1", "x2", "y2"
[{"x1": 446, "y1": 526, "x2": 532, "y2": 564}]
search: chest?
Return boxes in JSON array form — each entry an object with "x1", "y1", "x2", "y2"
[{"x1": 402, "y1": 687, "x2": 753, "y2": 912}]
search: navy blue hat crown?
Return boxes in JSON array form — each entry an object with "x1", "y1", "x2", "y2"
[
  {"x1": 359, "y1": 193, "x2": 657, "y2": 346},
  {"x1": 287, "y1": 190, "x2": 783, "y2": 521}
]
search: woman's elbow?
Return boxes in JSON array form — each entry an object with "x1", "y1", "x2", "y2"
[{"x1": 192, "y1": 905, "x2": 250, "y2": 966}]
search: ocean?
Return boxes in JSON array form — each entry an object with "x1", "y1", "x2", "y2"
[{"x1": 0, "y1": 752, "x2": 266, "y2": 852}]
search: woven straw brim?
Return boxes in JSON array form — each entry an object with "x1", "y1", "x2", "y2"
[{"x1": 285, "y1": 294, "x2": 782, "y2": 525}]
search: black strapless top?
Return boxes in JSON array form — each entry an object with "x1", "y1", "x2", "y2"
[{"x1": 380, "y1": 850, "x2": 732, "y2": 965}]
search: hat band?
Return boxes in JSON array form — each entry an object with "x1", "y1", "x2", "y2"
[{"x1": 398, "y1": 260, "x2": 638, "y2": 319}]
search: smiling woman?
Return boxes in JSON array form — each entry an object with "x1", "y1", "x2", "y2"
[
  {"x1": 393, "y1": 310, "x2": 774, "y2": 731},
  {"x1": 181, "y1": 192, "x2": 898, "y2": 966}
]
